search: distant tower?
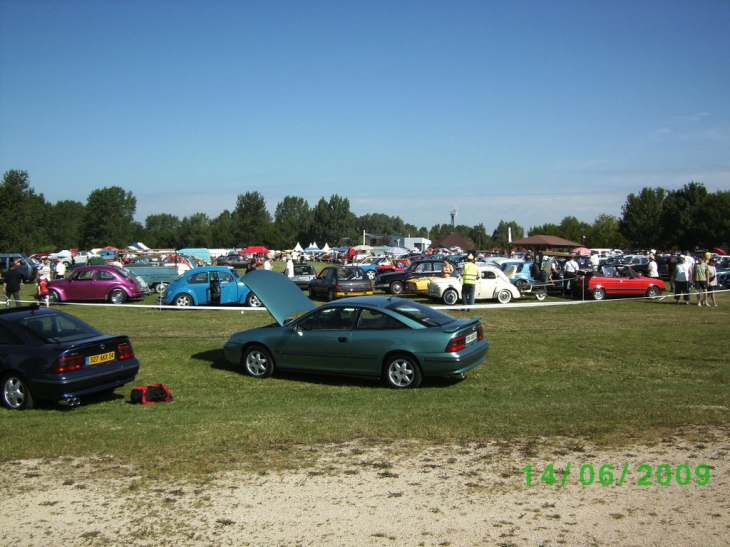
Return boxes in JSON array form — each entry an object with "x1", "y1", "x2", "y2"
[{"x1": 450, "y1": 205, "x2": 458, "y2": 230}]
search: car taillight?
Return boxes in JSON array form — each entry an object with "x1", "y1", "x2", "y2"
[
  {"x1": 445, "y1": 335, "x2": 466, "y2": 353},
  {"x1": 445, "y1": 325, "x2": 483, "y2": 353},
  {"x1": 118, "y1": 342, "x2": 135, "y2": 360},
  {"x1": 52, "y1": 354, "x2": 84, "y2": 374}
]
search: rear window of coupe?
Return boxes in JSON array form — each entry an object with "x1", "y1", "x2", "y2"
[{"x1": 386, "y1": 300, "x2": 456, "y2": 328}]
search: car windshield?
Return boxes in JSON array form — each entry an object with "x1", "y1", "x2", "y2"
[
  {"x1": 338, "y1": 268, "x2": 363, "y2": 280},
  {"x1": 16, "y1": 312, "x2": 101, "y2": 343},
  {"x1": 386, "y1": 300, "x2": 455, "y2": 328}
]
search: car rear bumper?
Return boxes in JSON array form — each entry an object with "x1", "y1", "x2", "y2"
[
  {"x1": 30, "y1": 360, "x2": 140, "y2": 401},
  {"x1": 420, "y1": 339, "x2": 489, "y2": 376},
  {"x1": 334, "y1": 290, "x2": 373, "y2": 298}
]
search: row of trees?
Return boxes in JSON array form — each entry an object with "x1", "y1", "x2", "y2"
[{"x1": 1, "y1": 169, "x2": 727, "y2": 255}]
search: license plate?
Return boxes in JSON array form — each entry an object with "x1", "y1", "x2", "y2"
[
  {"x1": 466, "y1": 332, "x2": 477, "y2": 345},
  {"x1": 86, "y1": 351, "x2": 115, "y2": 366}
]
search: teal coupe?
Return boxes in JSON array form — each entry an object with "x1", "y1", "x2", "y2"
[{"x1": 223, "y1": 270, "x2": 488, "y2": 388}]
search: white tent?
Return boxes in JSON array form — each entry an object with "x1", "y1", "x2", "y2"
[
  {"x1": 305, "y1": 242, "x2": 320, "y2": 251},
  {"x1": 127, "y1": 242, "x2": 151, "y2": 252},
  {"x1": 321, "y1": 243, "x2": 331, "y2": 252},
  {"x1": 294, "y1": 242, "x2": 304, "y2": 252}
]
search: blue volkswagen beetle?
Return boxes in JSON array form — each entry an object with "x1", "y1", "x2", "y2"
[{"x1": 160, "y1": 266, "x2": 261, "y2": 307}]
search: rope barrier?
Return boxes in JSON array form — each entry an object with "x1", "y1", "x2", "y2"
[{"x1": 6, "y1": 286, "x2": 727, "y2": 313}]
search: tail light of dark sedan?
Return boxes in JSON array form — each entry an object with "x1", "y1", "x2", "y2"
[
  {"x1": 51, "y1": 341, "x2": 135, "y2": 374},
  {"x1": 445, "y1": 325, "x2": 484, "y2": 353},
  {"x1": 52, "y1": 354, "x2": 85, "y2": 374},
  {"x1": 117, "y1": 342, "x2": 135, "y2": 360}
]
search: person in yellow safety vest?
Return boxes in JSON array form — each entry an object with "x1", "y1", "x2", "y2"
[{"x1": 462, "y1": 254, "x2": 478, "y2": 309}]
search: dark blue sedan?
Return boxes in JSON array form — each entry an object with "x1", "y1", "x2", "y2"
[{"x1": 0, "y1": 304, "x2": 140, "y2": 410}]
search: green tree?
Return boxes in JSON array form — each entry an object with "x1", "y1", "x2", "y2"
[
  {"x1": 528, "y1": 222, "x2": 560, "y2": 236},
  {"x1": 210, "y1": 210, "x2": 237, "y2": 248},
  {"x1": 47, "y1": 200, "x2": 86, "y2": 250},
  {"x1": 618, "y1": 187, "x2": 667, "y2": 248},
  {"x1": 696, "y1": 190, "x2": 730, "y2": 248},
  {"x1": 145, "y1": 213, "x2": 181, "y2": 248},
  {"x1": 492, "y1": 220, "x2": 524, "y2": 250},
  {"x1": 179, "y1": 213, "x2": 213, "y2": 248},
  {"x1": 274, "y1": 196, "x2": 312, "y2": 247},
  {"x1": 428, "y1": 223, "x2": 454, "y2": 242},
  {"x1": 0, "y1": 170, "x2": 47, "y2": 253},
  {"x1": 587, "y1": 214, "x2": 627, "y2": 249},
  {"x1": 469, "y1": 223, "x2": 491, "y2": 250},
  {"x1": 660, "y1": 182, "x2": 708, "y2": 250},
  {"x1": 233, "y1": 191, "x2": 272, "y2": 247},
  {"x1": 310, "y1": 195, "x2": 357, "y2": 246},
  {"x1": 81, "y1": 186, "x2": 137, "y2": 248}
]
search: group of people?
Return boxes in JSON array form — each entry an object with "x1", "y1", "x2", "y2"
[
  {"x1": 672, "y1": 253, "x2": 719, "y2": 306},
  {"x1": 2, "y1": 258, "x2": 61, "y2": 308}
]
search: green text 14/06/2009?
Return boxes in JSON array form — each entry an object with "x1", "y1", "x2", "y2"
[{"x1": 521, "y1": 463, "x2": 711, "y2": 487}]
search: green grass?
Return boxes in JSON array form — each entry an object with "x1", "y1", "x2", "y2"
[{"x1": 2, "y1": 274, "x2": 728, "y2": 475}]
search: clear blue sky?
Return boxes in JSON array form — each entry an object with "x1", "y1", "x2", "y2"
[{"x1": 1, "y1": 0, "x2": 728, "y2": 234}]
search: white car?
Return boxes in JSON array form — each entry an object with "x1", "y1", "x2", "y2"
[
  {"x1": 73, "y1": 251, "x2": 97, "y2": 265},
  {"x1": 426, "y1": 264, "x2": 521, "y2": 305}
]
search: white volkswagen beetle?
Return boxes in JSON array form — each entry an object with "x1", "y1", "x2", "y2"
[{"x1": 426, "y1": 264, "x2": 521, "y2": 305}]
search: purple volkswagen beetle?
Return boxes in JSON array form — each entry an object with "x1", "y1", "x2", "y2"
[{"x1": 48, "y1": 266, "x2": 148, "y2": 304}]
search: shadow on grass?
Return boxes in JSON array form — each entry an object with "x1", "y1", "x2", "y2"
[
  {"x1": 192, "y1": 348, "x2": 466, "y2": 389},
  {"x1": 28, "y1": 390, "x2": 127, "y2": 412}
]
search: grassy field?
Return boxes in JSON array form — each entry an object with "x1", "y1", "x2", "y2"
[{"x1": 2, "y1": 269, "x2": 728, "y2": 475}]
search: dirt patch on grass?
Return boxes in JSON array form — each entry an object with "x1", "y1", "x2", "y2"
[{"x1": 2, "y1": 428, "x2": 728, "y2": 546}]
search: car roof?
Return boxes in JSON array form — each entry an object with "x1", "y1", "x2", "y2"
[
  {"x1": 0, "y1": 304, "x2": 65, "y2": 320},
  {"x1": 242, "y1": 270, "x2": 316, "y2": 325}
]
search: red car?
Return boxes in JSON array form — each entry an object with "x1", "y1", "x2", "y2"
[
  {"x1": 48, "y1": 266, "x2": 149, "y2": 304},
  {"x1": 572, "y1": 266, "x2": 665, "y2": 301}
]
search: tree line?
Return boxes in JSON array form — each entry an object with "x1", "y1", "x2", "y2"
[{"x1": 1, "y1": 170, "x2": 727, "y2": 255}]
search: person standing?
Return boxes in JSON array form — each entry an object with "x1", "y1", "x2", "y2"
[
  {"x1": 285, "y1": 255, "x2": 294, "y2": 278},
  {"x1": 693, "y1": 256, "x2": 709, "y2": 306},
  {"x1": 40, "y1": 258, "x2": 52, "y2": 279},
  {"x1": 647, "y1": 255, "x2": 660, "y2": 279},
  {"x1": 55, "y1": 259, "x2": 66, "y2": 280},
  {"x1": 441, "y1": 259, "x2": 454, "y2": 278},
  {"x1": 562, "y1": 255, "x2": 579, "y2": 296},
  {"x1": 263, "y1": 257, "x2": 273, "y2": 271},
  {"x1": 461, "y1": 254, "x2": 478, "y2": 309},
  {"x1": 36, "y1": 271, "x2": 50, "y2": 308},
  {"x1": 589, "y1": 251, "x2": 600, "y2": 272},
  {"x1": 3, "y1": 261, "x2": 23, "y2": 307},
  {"x1": 706, "y1": 259, "x2": 718, "y2": 307},
  {"x1": 667, "y1": 253, "x2": 678, "y2": 291},
  {"x1": 673, "y1": 256, "x2": 691, "y2": 304}
]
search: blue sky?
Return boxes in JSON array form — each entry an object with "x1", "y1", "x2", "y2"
[{"x1": 1, "y1": 0, "x2": 728, "y2": 234}]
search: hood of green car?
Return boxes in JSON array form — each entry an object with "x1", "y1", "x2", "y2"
[{"x1": 243, "y1": 269, "x2": 316, "y2": 325}]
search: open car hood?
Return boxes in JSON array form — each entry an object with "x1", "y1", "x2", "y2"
[{"x1": 243, "y1": 270, "x2": 316, "y2": 325}]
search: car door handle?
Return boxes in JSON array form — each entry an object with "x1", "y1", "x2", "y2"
[{"x1": 338, "y1": 337, "x2": 348, "y2": 343}]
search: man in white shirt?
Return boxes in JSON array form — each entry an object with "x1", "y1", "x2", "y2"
[
  {"x1": 562, "y1": 255, "x2": 579, "y2": 295},
  {"x1": 54, "y1": 260, "x2": 66, "y2": 279}
]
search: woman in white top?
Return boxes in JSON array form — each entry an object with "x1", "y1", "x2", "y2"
[
  {"x1": 673, "y1": 256, "x2": 690, "y2": 304},
  {"x1": 647, "y1": 256, "x2": 659, "y2": 278}
]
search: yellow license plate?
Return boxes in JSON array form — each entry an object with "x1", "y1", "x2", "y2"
[{"x1": 86, "y1": 351, "x2": 115, "y2": 365}]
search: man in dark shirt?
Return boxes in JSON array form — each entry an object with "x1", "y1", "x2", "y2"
[{"x1": 3, "y1": 261, "x2": 23, "y2": 307}]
